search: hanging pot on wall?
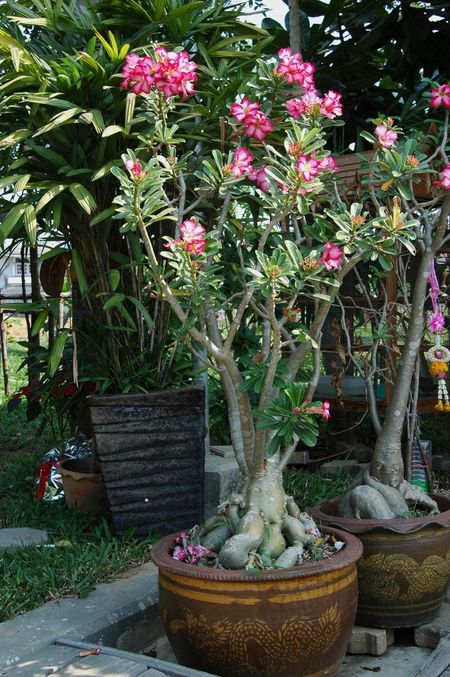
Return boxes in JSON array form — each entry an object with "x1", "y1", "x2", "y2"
[{"x1": 88, "y1": 386, "x2": 206, "y2": 537}]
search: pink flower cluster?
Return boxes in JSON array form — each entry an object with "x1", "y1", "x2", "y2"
[
  {"x1": 120, "y1": 47, "x2": 197, "y2": 98},
  {"x1": 165, "y1": 218, "x2": 206, "y2": 255},
  {"x1": 172, "y1": 531, "x2": 212, "y2": 564},
  {"x1": 374, "y1": 121, "x2": 398, "y2": 149},
  {"x1": 296, "y1": 154, "x2": 338, "y2": 187},
  {"x1": 286, "y1": 89, "x2": 342, "y2": 120},
  {"x1": 434, "y1": 164, "x2": 450, "y2": 190},
  {"x1": 275, "y1": 48, "x2": 315, "y2": 89},
  {"x1": 320, "y1": 242, "x2": 344, "y2": 271},
  {"x1": 226, "y1": 147, "x2": 254, "y2": 177},
  {"x1": 230, "y1": 97, "x2": 274, "y2": 141},
  {"x1": 431, "y1": 84, "x2": 450, "y2": 110}
]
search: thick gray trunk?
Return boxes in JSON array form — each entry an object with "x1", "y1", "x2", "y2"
[{"x1": 370, "y1": 196, "x2": 450, "y2": 487}]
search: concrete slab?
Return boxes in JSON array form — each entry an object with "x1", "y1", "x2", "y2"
[
  {"x1": 203, "y1": 453, "x2": 241, "y2": 519},
  {"x1": 0, "y1": 562, "x2": 159, "y2": 672},
  {"x1": 0, "y1": 528, "x2": 48, "y2": 550}
]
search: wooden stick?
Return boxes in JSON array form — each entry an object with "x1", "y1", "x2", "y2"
[{"x1": 0, "y1": 308, "x2": 10, "y2": 397}]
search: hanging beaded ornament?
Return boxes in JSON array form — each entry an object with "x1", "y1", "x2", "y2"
[
  {"x1": 425, "y1": 340, "x2": 450, "y2": 412},
  {"x1": 425, "y1": 261, "x2": 450, "y2": 412}
]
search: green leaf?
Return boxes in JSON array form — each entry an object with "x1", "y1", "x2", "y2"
[
  {"x1": 0, "y1": 128, "x2": 31, "y2": 150},
  {"x1": 35, "y1": 184, "x2": 67, "y2": 213},
  {"x1": 49, "y1": 329, "x2": 70, "y2": 377},
  {"x1": 71, "y1": 249, "x2": 89, "y2": 296},
  {"x1": 31, "y1": 308, "x2": 49, "y2": 336},
  {"x1": 32, "y1": 107, "x2": 83, "y2": 137},
  {"x1": 90, "y1": 207, "x2": 115, "y2": 225},
  {"x1": 127, "y1": 296, "x2": 153, "y2": 331},
  {"x1": 0, "y1": 204, "x2": 26, "y2": 240},
  {"x1": 103, "y1": 293, "x2": 126, "y2": 310},
  {"x1": 23, "y1": 204, "x2": 37, "y2": 246},
  {"x1": 68, "y1": 184, "x2": 96, "y2": 214},
  {"x1": 102, "y1": 125, "x2": 124, "y2": 138},
  {"x1": 108, "y1": 269, "x2": 120, "y2": 291}
]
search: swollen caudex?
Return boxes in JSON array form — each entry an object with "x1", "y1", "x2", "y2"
[{"x1": 200, "y1": 461, "x2": 323, "y2": 570}]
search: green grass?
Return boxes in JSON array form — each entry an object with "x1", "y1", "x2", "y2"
[
  {"x1": 0, "y1": 447, "x2": 158, "y2": 622},
  {"x1": 0, "y1": 344, "x2": 157, "y2": 623},
  {"x1": 283, "y1": 468, "x2": 356, "y2": 510}
]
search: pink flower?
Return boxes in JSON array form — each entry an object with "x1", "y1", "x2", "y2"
[
  {"x1": 243, "y1": 110, "x2": 273, "y2": 141},
  {"x1": 121, "y1": 53, "x2": 154, "y2": 94},
  {"x1": 431, "y1": 84, "x2": 450, "y2": 110},
  {"x1": 275, "y1": 47, "x2": 315, "y2": 89},
  {"x1": 319, "y1": 156, "x2": 338, "y2": 172},
  {"x1": 172, "y1": 546, "x2": 187, "y2": 561},
  {"x1": 227, "y1": 147, "x2": 254, "y2": 177},
  {"x1": 297, "y1": 154, "x2": 320, "y2": 182},
  {"x1": 434, "y1": 164, "x2": 450, "y2": 190},
  {"x1": 285, "y1": 98, "x2": 305, "y2": 119},
  {"x1": 321, "y1": 401, "x2": 331, "y2": 420},
  {"x1": 320, "y1": 242, "x2": 344, "y2": 271},
  {"x1": 300, "y1": 89, "x2": 322, "y2": 114},
  {"x1": 180, "y1": 218, "x2": 206, "y2": 243},
  {"x1": 125, "y1": 158, "x2": 143, "y2": 177},
  {"x1": 248, "y1": 164, "x2": 270, "y2": 192},
  {"x1": 375, "y1": 123, "x2": 398, "y2": 149},
  {"x1": 230, "y1": 97, "x2": 260, "y2": 123},
  {"x1": 320, "y1": 90, "x2": 343, "y2": 119},
  {"x1": 180, "y1": 218, "x2": 206, "y2": 255}
]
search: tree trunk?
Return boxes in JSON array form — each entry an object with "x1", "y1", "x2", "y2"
[{"x1": 370, "y1": 196, "x2": 450, "y2": 487}]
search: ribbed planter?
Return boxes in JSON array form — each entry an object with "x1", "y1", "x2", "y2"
[
  {"x1": 58, "y1": 458, "x2": 108, "y2": 514},
  {"x1": 310, "y1": 495, "x2": 450, "y2": 628},
  {"x1": 88, "y1": 387, "x2": 205, "y2": 537},
  {"x1": 151, "y1": 528, "x2": 363, "y2": 677}
]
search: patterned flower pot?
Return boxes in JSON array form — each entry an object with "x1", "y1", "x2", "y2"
[
  {"x1": 151, "y1": 527, "x2": 363, "y2": 677},
  {"x1": 310, "y1": 495, "x2": 450, "y2": 628}
]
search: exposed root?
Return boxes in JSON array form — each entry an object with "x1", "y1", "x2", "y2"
[
  {"x1": 201, "y1": 460, "x2": 324, "y2": 570},
  {"x1": 340, "y1": 469, "x2": 441, "y2": 519}
]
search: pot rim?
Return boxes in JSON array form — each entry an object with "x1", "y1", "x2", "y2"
[
  {"x1": 57, "y1": 460, "x2": 103, "y2": 482},
  {"x1": 310, "y1": 494, "x2": 450, "y2": 534},
  {"x1": 151, "y1": 525, "x2": 363, "y2": 581}
]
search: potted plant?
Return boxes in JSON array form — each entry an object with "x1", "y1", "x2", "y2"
[
  {"x1": 111, "y1": 43, "x2": 443, "y2": 675},
  {"x1": 311, "y1": 84, "x2": 450, "y2": 628},
  {"x1": 0, "y1": 0, "x2": 267, "y2": 535}
]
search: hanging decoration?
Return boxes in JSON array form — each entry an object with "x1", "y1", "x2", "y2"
[{"x1": 425, "y1": 260, "x2": 450, "y2": 412}]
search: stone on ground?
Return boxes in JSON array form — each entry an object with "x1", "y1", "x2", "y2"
[
  {"x1": 347, "y1": 625, "x2": 390, "y2": 656},
  {"x1": 414, "y1": 602, "x2": 450, "y2": 649},
  {"x1": 0, "y1": 528, "x2": 48, "y2": 550}
]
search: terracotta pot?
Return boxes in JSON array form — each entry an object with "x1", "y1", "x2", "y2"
[
  {"x1": 58, "y1": 458, "x2": 108, "y2": 514},
  {"x1": 151, "y1": 527, "x2": 363, "y2": 677},
  {"x1": 310, "y1": 495, "x2": 450, "y2": 628}
]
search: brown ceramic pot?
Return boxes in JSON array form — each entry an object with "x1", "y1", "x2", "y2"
[
  {"x1": 151, "y1": 527, "x2": 363, "y2": 677},
  {"x1": 58, "y1": 458, "x2": 108, "y2": 514},
  {"x1": 310, "y1": 495, "x2": 450, "y2": 628}
]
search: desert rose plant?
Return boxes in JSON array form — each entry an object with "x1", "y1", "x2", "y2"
[{"x1": 113, "y1": 45, "x2": 446, "y2": 568}]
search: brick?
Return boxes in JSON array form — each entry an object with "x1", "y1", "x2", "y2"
[
  {"x1": 347, "y1": 625, "x2": 388, "y2": 656},
  {"x1": 414, "y1": 602, "x2": 450, "y2": 649}
]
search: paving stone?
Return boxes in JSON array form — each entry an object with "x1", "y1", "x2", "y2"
[
  {"x1": 414, "y1": 602, "x2": 450, "y2": 649},
  {"x1": 347, "y1": 625, "x2": 389, "y2": 656},
  {"x1": 0, "y1": 528, "x2": 48, "y2": 550}
]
